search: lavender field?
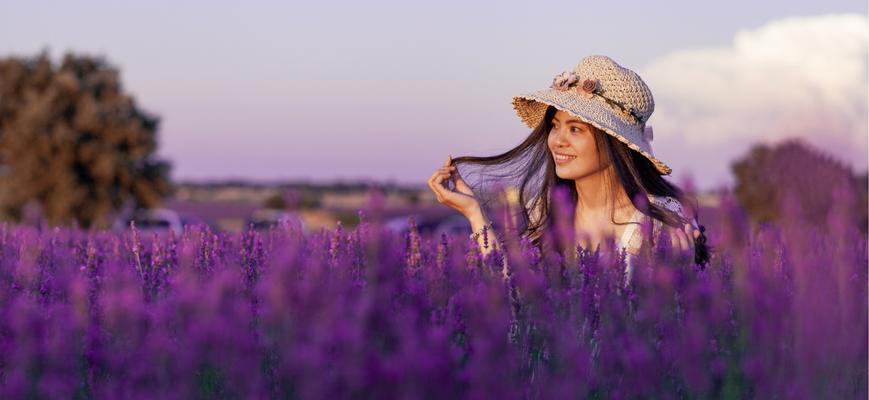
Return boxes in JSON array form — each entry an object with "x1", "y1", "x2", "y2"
[{"x1": 0, "y1": 187, "x2": 865, "y2": 400}]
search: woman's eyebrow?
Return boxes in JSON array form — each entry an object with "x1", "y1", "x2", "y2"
[{"x1": 552, "y1": 117, "x2": 585, "y2": 125}]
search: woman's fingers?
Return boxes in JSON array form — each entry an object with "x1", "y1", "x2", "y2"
[
  {"x1": 664, "y1": 227, "x2": 675, "y2": 249},
  {"x1": 428, "y1": 156, "x2": 480, "y2": 217},
  {"x1": 668, "y1": 227, "x2": 682, "y2": 251},
  {"x1": 676, "y1": 226, "x2": 687, "y2": 251},
  {"x1": 434, "y1": 171, "x2": 450, "y2": 190},
  {"x1": 426, "y1": 171, "x2": 439, "y2": 199},
  {"x1": 427, "y1": 167, "x2": 465, "y2": 209},
  {"x1": 685, "y1": 223, "x2": 698, "y2": 246},
  {"x1": 433, "y1": 164, "x2": 467, "y2": 195},
  {"x1": 451, "y1": 169, "x2": 474, "y2": 196},
  {"x1": 682, "y1": 223, "x2": 697, "y2": 255},
  {"x1": 679, "y1": 226, "x2": 691, "y2": 252},
  {"x1": 687, "y1": 220, "x2": 701, "y2": 239},
  {"x1": 668, "y1": 225, "x2": 690, "y2": 253},
  {"x1": 427, "y1": 170, "x2": 449, "y2": 200}
]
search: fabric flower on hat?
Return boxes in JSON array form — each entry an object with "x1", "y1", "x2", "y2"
[
  {"x1": 578, "y1": 78, "x2": 600, "y2": 98},
  {"x1": 551, "y1": 71, "x2": 580, "y2": 91}
]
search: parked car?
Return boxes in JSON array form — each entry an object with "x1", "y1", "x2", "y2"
[
  {"x1": 432, "y1": 214, "x2": 472, "y2": 238},
  {"x1": 385, "y1": 213, "x2": 470, "y2": 238},
  {"x1": 114, "y1": 208, "x2": 184, "y2": 235},
  {"x1": 245, "y1": 208, "x2": 308, "y2": 234}
]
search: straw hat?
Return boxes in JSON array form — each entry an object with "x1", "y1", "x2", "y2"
[{"x1": 512, "y1": 55, "x2": 671, "y2": 175}]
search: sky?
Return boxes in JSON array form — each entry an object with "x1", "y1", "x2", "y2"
[{"x1": 1, "y1": 0, "x2": 867, "y2": 192}]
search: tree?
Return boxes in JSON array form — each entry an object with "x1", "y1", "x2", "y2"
[
  {"x1": 731, "y1": 139, "x2": 867, "y2": 233},
  {"x1": 0, "y1": 51, "x2": 171, "y2": 228},
  {"x1": 263, "y1": 193, "x2": 287, "y2": 210}
]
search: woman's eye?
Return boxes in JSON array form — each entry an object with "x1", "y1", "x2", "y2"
[{"x1": 571, "y1": 127, "x2": 582, "y2": 133}]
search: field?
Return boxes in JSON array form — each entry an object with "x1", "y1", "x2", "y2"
[{"x1": 0, "y1": 190, "x2": 865, "y2": 399}]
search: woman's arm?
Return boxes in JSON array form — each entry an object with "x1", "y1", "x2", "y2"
[
  {"x1": 427, "y1": 155, "x2": 504, "y2": 256},
  {"x1": 467, "y1": 207, "x2": 501, "y2": 256}
]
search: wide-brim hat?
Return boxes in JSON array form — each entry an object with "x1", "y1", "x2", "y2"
[{"x1": 511, "y1": 55, "x2": 671, "y2": 175}]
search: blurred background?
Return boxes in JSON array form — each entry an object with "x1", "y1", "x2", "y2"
[{"x1": 0, "y1": 0, "x2": 866, "y2": 236}]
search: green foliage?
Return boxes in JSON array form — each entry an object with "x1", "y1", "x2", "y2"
[{"x1": 0, "y1": 51, "x2": 171, "y2": 228}]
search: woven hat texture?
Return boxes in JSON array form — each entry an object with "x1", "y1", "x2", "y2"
[{"x1": 512, "y1": 55, "x2": 671, "y2": 175}]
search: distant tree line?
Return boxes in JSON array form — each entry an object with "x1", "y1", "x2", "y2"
[
  {"x1": 0, "y1": 51, "x2": 171, "y2": 228},
  {"x1": 732, "y1": 139, "x2": 868, "y2": 234}
]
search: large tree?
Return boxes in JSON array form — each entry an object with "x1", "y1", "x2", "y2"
[
  {"x1": 0, "y1": 51, "x2": 171, "y2": 228},
  {"x1": 731, "y1": 139, "x2": 867, "y2": 233}
]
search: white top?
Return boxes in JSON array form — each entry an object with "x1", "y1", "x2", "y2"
[
  {"x1": 618, "y1": 194, "x2": 700, "y2": 282},
  {"x1": 499, "y1": 194, "x2": 700, "y2": 283}
]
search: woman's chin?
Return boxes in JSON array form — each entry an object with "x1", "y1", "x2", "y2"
[
  {"x1": 556, "y1": 166, "x2": 597, "y2": 181},
  {"x1": 555, "y1": 167, "x2": 577, "y2": 180}
]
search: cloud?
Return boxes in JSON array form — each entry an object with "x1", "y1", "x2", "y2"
[{"x1": 640, "y1": 14, "x2": 868, "y2": 187}]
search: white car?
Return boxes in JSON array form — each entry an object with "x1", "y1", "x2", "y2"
[
  {"x1": 246, "y1": 208, "x2": 308, "y2": 234},
  {"x1": 115, "y1": 208, "x2": 184, "y2": 235},
  {"x1": 385, "y1": 213, "x2": 470, "y2": 237}
]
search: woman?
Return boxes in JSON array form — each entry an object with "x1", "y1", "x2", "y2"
[{"x1": 427, "y1": 55, "x2": 710, "y2": 272}]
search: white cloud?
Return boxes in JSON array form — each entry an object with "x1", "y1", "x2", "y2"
[{"x1": 640, "y1": 13, "x2": 868, "y2": 187}]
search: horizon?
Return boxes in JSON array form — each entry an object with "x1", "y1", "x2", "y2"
[{"x1": 1, "y1": 1, "x2": 867, "y2": 192}]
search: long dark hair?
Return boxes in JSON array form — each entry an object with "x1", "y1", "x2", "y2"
[{"x1": 453, "y1": 105, "x2": 710, "y2": 265}]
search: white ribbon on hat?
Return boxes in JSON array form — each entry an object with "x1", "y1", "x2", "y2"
[{"x1": 642, "y1": 125, "x2": 654, "y2": 142}]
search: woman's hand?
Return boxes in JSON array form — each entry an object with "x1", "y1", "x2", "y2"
[
  {"x1": 664, "y1": 222, "x2": 702, "y2": 256},
  {"x1": 427, "y1": 155, "x2": 481, "y2": 218}
]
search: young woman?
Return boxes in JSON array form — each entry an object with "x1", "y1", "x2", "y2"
[{"x1": 427, "y1": 55, "x2": 710, "y2": 271}]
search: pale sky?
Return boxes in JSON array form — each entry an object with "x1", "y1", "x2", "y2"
[{"x1": 1, "y1": 0, "x2": 866, "y2": 191}]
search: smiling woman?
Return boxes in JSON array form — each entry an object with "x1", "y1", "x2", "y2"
[{"x1": 427, "y1": 55, "x2": 710, "y2": 274}]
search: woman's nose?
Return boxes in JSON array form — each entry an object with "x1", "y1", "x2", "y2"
[{"x1": 552, "y1": 127, "x2": 568, "y2": 145}]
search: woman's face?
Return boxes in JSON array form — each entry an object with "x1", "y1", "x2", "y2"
[{"x1": 547, "y1": 110, "x2": 609, "y2": 180}]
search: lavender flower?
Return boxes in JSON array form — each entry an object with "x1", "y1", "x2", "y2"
[{"x1": 0, "y1": 184, "x2": 863, "y2": 398}]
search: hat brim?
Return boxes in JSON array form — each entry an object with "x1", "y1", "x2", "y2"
[{"x1": 512, "y1": 89, "x2": 672, "y2": 175}]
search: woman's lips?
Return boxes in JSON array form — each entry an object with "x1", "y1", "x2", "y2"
[{"x1": 554, "y1": 153, "x2": 577, "y2": 165}]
